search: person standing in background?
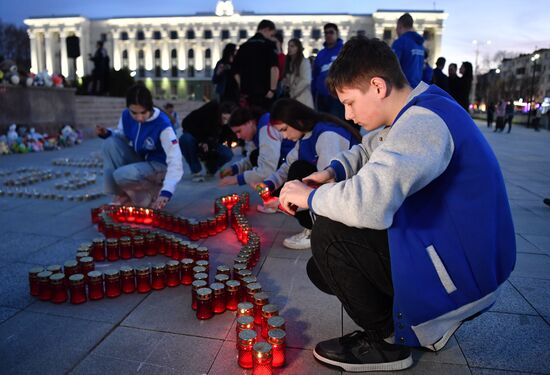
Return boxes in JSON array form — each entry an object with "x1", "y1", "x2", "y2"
[
  {"x1": 456, "y1": 61, "x2": 473, "y2": 112},
  {"x1": 284, "y1": 38, "x2": 314, "y2": 108},
  {"x1": 432, "y1": 57, "x2": 449, "y2": 92},
  {"x1": 422, "y1": 50, "x2": 433, "y2": 84},
  {"x1": 505, "y1": 100, "x2": 514, "y2": 133},
  {"x1": 212, "y1": 43, "x2": 239, "y2": 103},
  {"x1": 391, "y1": 13, "x2": 425, "y2": 88},
  {"x1": 448, "y1": 63, "x2": 460, "y2": 104}
]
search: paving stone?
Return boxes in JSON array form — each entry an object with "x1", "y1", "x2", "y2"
[
  {"x1": 455, "y1": 312, "x2": 550, "y2": 373},
  {"x1": 359, "y1": 362, "x2": 472, "y2": 375},
  {"x1": 509, "y1": 276, "x2": 550, "y2": 317},
  {"x1": 489, "y1": 280, "x2": 537, "y2": 315},
  {"x1": 22, "y1": 237, "x2": 87, "y2": 265},
  {"x1": 122, "y1": 286, "x2": 235, "y2": 339},
  {"x1": 0, "y1": 311, "x2": 112, "y2": 375},
  {"x1": 511, "y1": 253, "x2": 550, "y2": 279},
  {"x1": 0, "y1": 261, "x2": 44, "y2": 309},
  {"x1": 514, "y1": 234, "x2": 545, "y2": 254},
  {"x1": 0, "y1": 306, "x2": 19, "y2": 323},
  {"x1": 70, "y1": 355, "x2": 180, "y2": 375},
  {"x1": 520, "y1": 234, "x2": 550, "y2": 255},
  {"x1": 470, "y1": 368, "x2": 535, "y2": 375},
  {"x1": 208, "y1": 340, "x2": 340, "y2": 375},
  {"x1": 0, "y1": 231, "x2": 63, "y2": 262}
]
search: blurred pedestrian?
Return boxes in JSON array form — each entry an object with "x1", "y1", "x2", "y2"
[
  {"x1": 212, "y1": 43, "x2": 239, "y2": 103},
  {"x1": 392, "y1": 13, "x2": 425, "y2": 88},
  {"x1": 283, "y1": 38, "x2": 314, "y2": 108},
  {"x1": 432, "y1": 57, "x2": 449, "y2": 92}
]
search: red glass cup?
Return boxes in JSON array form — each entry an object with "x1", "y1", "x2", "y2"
[{"x1": 120, "y1": 266, "x2": 135, "y2": 293}]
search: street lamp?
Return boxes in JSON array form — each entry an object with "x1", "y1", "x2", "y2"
[{"x1": 527, "y1": 53, "x2": 540, "y2": 127}]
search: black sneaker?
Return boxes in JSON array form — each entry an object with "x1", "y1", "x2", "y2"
[
  {"x1": 544, "y1": 198, "x2": 550, "y2": 207},
  {"x1": 313, "y1": 331, "x2": 413, "y2": 372}
]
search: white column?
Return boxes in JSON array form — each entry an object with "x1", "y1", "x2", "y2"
[
  {"x1": 75, "y1": 28, "x2": 84, "y2": 78},
  {"x1": 144, "y1": 29, "x2": 153, "y2": 71},
  {"x1": 112, "y1": 31, "x2": 121, "y2": 70},
  {"x1": 128, "y1": 29, "x2": 137, "y2": 70},
  {"x1": 36, "y1": 32, "x2": 45, "y2": 72},
  {"x1": 161, "y1": 30, "x2": 170, "y2": 71},
  {"x1": 59, "y1": 30, "x2": 69, "y2": 77},
  {"x1": 28, "y1": 30, "x2": 38, "y2": 73},
  {"x1": 178, "y1": 37, "x2": 186, "y2": 70},
  {"x1": 44, "y1": 30, "x2": 54, "y2": 73}
]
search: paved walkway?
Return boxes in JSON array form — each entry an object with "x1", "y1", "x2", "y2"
[{"x1": 0, "y1": 122, "x2": 549, "y2": 375}]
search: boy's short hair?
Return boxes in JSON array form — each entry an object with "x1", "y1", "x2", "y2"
[
  {"x1": 326, "y1": 36, "x2": 408, "y2": 95},
  {"x1": 397, "y1": 13, "x2": 414, "y2": 28},
  {"x1": 164, "y1": 102, "x2": 174, "y2": 109},
  {"x1": 257, "y1": 19, "x2": 276, "y2": 32},
  {"x1": 324, "y1": 23, "x2": 339, "y2": 32}
]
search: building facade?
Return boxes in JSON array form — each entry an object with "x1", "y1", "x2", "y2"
[{"x1": 24, "y1": 1, "x2": 447, "y2": 98}]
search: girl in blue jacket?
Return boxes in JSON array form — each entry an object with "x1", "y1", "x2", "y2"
[{"x1": 96, "y1": 84, "x2": 183, "y2": 210}]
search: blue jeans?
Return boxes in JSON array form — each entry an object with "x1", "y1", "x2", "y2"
[
  {"x1": 103, "y1": 133, "x2": 166, "y2": 206},
  {"x1": 179, "y1": 131, "x2": 233, "y2": 174}
]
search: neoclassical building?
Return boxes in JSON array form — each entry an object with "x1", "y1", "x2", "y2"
[{"x1": 25, "y1": 1, "x2": 447, "y2": 97}]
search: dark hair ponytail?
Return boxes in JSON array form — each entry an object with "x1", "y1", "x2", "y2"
[
  {"x1": 228, "y1": 106, "x2": 264, "y2": 128},
  {"x1": 270, "y1": 98, "x2": 361, "y2": 141},
  {"x1": 126, "y1": 84, "x2": 154, "y2": 112}
]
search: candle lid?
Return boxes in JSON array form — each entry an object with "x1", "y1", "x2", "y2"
[
  {"x1": 237, "y1": 302, "x2": 254, "y2": 311},
  {"x1": 181, "y1": 240, "x2": 191, "y2": 247},
  {"x1": 267, "y1": 316, "x2": 286, "y2": 328},
  {"x1": 166, "y1": 260, "x2": 180, "y2": 269},
  {"x1": 152, "y1": 263, "x2": 166, "y2": 271},
  {"x1": 253, "y1": 342, "x2": 272, "y2": 356},
  {"x1": 196, "y1": 260, "x2": 209, "y2": 268},
  {"x1": 92, "y1": 238, "x2": 104, "y2": 244},
  {"x1": 76, "y1": 252, "x2": 90, "y2": 260},
  {"x1": 214, "y1": 274, "x2": 230, "y2": 283},
  {"x1": 267, "y1": 328, "x2": 287, "y2": 342},
  {"x1": 119, "y1": 236, "x2": 131, "y2": 243},
  {"x1": 262, "y1": 304, "x2": 279, "y2": 315},
  {"x1": 236, "y1": 315, "x2": 254, "y2": 326},
  {"x1": 120, "y1": 265, "x2": 134, "y2": 275},
  {"x1": 79, "y1": 256, "x2": 94, "y2": 264},
  {"x1": 133, "y1": 235, "x2": 144, "y2": 242},
  {"x1": 192, "y1": 266, "x2": 207, "y2": 274},
  {"x1": 104, "y1": 269, "x2": 120, "y2": 279},
  {"x1": 253, "y1": 292, "x2": 269, "y2": 304},
  {"x1": 49, "y1": 273, "x2": 65, "y2": 284},
  {"x1": 145, "y1": 233, "x2": 156, "y2": 239},
  {"x1": 46, "y1": 264, "x2": 62, "y2": 273},
  {"x1": 241, "y1": 276, "x2": 257, "y2": 285},
  {"x1": 87, "y1": 270, "x2": 103, "y2": 280},
  {"x1": 69, "y1": 273, "x2": 85, "y2": 283},
  {"x1": 237, "y1": 269, "x2": 253, "y2": 279},
  {"x1": 196, "y1": 246, "x2": 208, "y2": 253},
  {"x1": 194, "y1": 272, "x2": 208, "y2": 281},
  {"x1": 79, "y1": 242, "x2": 93, "y2": 250},
  {"x1": 135, "y1": 266, "x2": 150, "y2": 275},
  {"x1": 180, "y1": 258, "x2": 194, "y2": 267},
  {"x1": 238, "y1": 329, "x2": 257, "y2": 343},
  {"x1": 232, "y1": 264, "x2": 246, "y2": 272},
  {"x1": 64, "y1": 260, "x2": 78, "y2": 268},
  {"x1": 225, "y1": 280, "x2": 241, "y2": 291},
  {"x1": 29, "y1": 266, "x2": 44, "y2": 276},
  {"x1": 106, "y1": 238, "x2": 118, "y2": 245},
  {"x1": 192, "y1": 280, "x2": 208, "y2": 290},
  {"x1": 187, "y1": 243, "x2": 198, "y2": 250},
  {"x1": 209, "y1": 282, "x2": 225, "y2": 294},
  {"x1": 196, "y1": 287, "x2": 212, "y2": 300},
  {"x1": 216, "y1": 264, "x2": 230, "y2": 274},
  {"x1": 246, "y1": 282, "x2": 262, "y2": 293}
]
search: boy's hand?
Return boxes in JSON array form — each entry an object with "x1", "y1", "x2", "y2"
[
  {"x1": 303, "y1": 168, "x2": 335, "y2": 186},
  {"x1": 95, "y1": 125, "x2": 109, "y2": 137},
  {"x1": 151, "y1": 195, "x2": 169, "y2": 210},
  {"x1": 280, "y1": 180, "x2": 313, "y2": 213},
  {"x1": 219, "y1": 176, "x2": 238, "y2": 186},
  {"x1": 219, "y1": 167, "x2": 233, "y2": 178}
]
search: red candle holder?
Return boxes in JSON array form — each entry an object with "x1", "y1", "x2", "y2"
[
  {"x1": 253, "y1": 292, "x2": 270, "y2": 325},
  {"x1": 216, "y1": 264, "x2": 231, "y2": 276},
  {"x1": 252, "y1": 342, "x2": 273, "y2": 375},
  {"x1": 196, "y1": 246, "x2": 209, "y2": 261},
  {"x1": 267, "y1": 316, "x2": 286, "y2": 333},
  {"x1": 104, "y1": 269, "x2": 121, "y2": 298},
  {"x1": 106, "y1": 238, "x2": 119, "y2": 262},
  {"x1": 126, "y1": 206, "x2": 136, "y2": 222},
  {"x1": 69, "y1": 274, "x2": 87, "y2": 304},
  {"x1": 49, "y1": 273, "x2": 67, "y2": 304},
  {"x1": 225, "y1": 280, "x2": 241, "y2": 311},
  {"x1": 193, "y1": 272, "x2": 208, "y2": 284},
  {"x1": 196, "y1": 287, "x2": 214, "y2": 320},
  {"x1": 237, "y1": 302, "x2": 254, "y2": 318},
  {"x1": 199, "y1": 220, "x2": 209, "y2": 239},
  {"x1": 216, "y1": 213, "x2": 226, "y2": 233},
  {"x1": 78, "y1": 257, "x2": 95, "y2": 279},
  {"x1": 192, "y1": 265, "x2": 207, "y2": 277},
  {"x1": 164, "y1": 236, "x2": 175, "y2": 258},
  {"x1": 189, "y1": 219, "x2": 200, "y2": 241},
  {"x1": 145, "y1": 233, "x2": 157, "y2": 256},
  {"x1": 165, "y1": 260, "x2": 181, "y2": 287},
  {"x1": 214, "y1": 273, "x2": 229, "y2": 284},
  {"x1": 246, "y1": 282, "x2": 262, "y2": 303},
  {"x1": 91, "y1": 207, "x2": 102, "y2": 224},
  {"x1": 143, "y1": 208, "x2": 153, "y2": 225},
  {"x1": 209, "y1": 282, "x2": 226, "y2": 314},
  {"x1": 207, "y1": 217, "x2": 217, "y2": 236},
  {"x1": 267, "y1": 329, "x2": 286, "y2": 368},
  {"x1": 196, "y1": 260, "x2": 209, "y2": 275},
  {"x1": 87, "y1": 270, "x2": 104, "y2": 300},
  {"x1": 261, "y1": 304, "x2": 279, "y2": 339},
  {"x1": 46, "y1": 264, "x2": 62, "y2": 274},
  {"x1": 119, "y1": 236, "x2": 132, "y2": 260},
  {"x1": 157, "y1": 234, "x2": 166, "y2": 255},
  {"x1": 28, "y1": 267, "x2": 44, "y2": 296},
  {"x1": 191, "y1": 280, "x2": 207, "y2": 310},
  {"x1": 236, "y1": 315, "x2": 255, "y2": 338},
  {"x1": 120, "y1": 266, "x2": 135, "y2": 293},
  {"x1": 151, "y1": 264, "x2": 166, "y2": 290},
  {"x1": 238, "y1": 330, "x2": 257, "y2": 369},
  {"x1": 91, "y1": 238, "x2": 105, "y2": 261},
  {"x1": 132, "y1": 235, "x2": 145, "y2": 258},
  {"x1": 180, "y1": 258, "x2": 195, "y2": 285},
  {"x1": 232, "y1": 264, "x2": 247, "y2": 281},
  {"x1": 136, "y1": 266, "x2": 151, "y2": 293}
]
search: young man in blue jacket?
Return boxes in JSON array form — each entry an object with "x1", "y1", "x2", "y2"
[
  {"x1": 392, "y1": 13, "x2": 425, "y2": 88},
  {"x1": 280, "y1": 37, "x2": 516, "y2": 372}
]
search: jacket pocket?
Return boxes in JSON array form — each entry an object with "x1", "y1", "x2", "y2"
[{"x1": 426, "y1": 245, "x2": 457, "y2": 294}]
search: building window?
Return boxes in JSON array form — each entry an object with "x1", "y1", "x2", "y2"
[
  {"x1": 383, "y1": 28, "x2": 392, "y2": 41},
  {"x1": 154, "y1": 49, "x2": 161, "y2": 77},
  {"x1": 293, "y1": 29, "x2": 302, "y2": 39},
  {"x1": 154, "y1": 49, "x2": 161, "y2": 59},
  {"x1": 239, "y1": 29, "x2": 248, "y2": 39},
  {"x1": 153, "y1": 31, "x2": 162, "y2": 40},
  {"x1": 221, "y1": 29, "x2": 230, "y2": 40},
  {"x1": 205, "y1": 49, "x2": 212, "y2": 59},
  {"x1": 311, "y1": 28, "x2": 321, "y2": 40},
  {"x1": 136, "y1": 30, "x2": 145, "y2": 40},
  {"x1": 120, "y1": 31, "x2": 129, "y2": 40},
  {"x1": 186, "y1": 30, "x2": 195, "y2": 39},
  {"x1": 188, "y1": 49, "x2": 194, "y2": 59},
  {"x1": 122, "y1": 50, "x2": 129, "y2": 68},
  {"x1": 516, "y1": 67, "x2": 525, "y2": 75},
  {"x1": 187, "y1": 49, "x2": 195, "y2": 78},
  {"x1": 170, "y1": 31, "x2": 178, "y2": 40},
  {"x1": 423, "y1": 29, "x2": 433, "y2": 41},
  {"x1": 204, "y1": 30, "x2": 213, "y2": 39},
  {"x1": 171, "y1": 49, "x2": 177, "y2": 59}
]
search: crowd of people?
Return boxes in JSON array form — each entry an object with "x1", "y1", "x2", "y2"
[{"x1": 96, "y1": 14, "x2": 516, "y2": 373}]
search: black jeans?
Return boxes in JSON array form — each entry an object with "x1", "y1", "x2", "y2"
[{"x1": 308, "y1": 215, "x2": 394, "y2": 341}]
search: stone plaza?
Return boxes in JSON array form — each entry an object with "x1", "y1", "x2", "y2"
[{"x1": 0, "y1": 121, "x2": 549, "y2": 374}]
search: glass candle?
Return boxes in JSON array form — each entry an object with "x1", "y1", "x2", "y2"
[
  {"x1": 246, "y1": 282, "x2": 262, "y2": 303},
  {"x1": 196, "y1": 246, "x2": 209, "y2": 261},
  {"x1": 191, "y1": 280, "x2": 207, "y2": 310},
  {"x1": 63, "y1": 260, "x2": 79, "y2": 283},
  {"x1": 91, "y1": 207, "x2": 101, "y2": 224},
  {"x1": 237, "y1": 302, "x2": 254, "y2": 318},
  {"x1": 196, "y1": 287, "x2": 214, "y2": 320},
  {"x1": 207, "y1": 217, "x2": 217, "y2": 236},
  {"x1": 106, "y1": 238, "x2": 119, "y2": 262},
  {"x1": 192, "y1": 266, "x2": 207, "y2": 277},
  {"x1": 216, "y1": 264, "x2": 231, "y2": 276},
  {"x1": 193, "y1": 272, "x2": 208, "y2": 284},
  {"x1": 216, "y1": 213, "x2": 226, "y2": 232},
  {"x1": 261, "y1": 304, "x2": 279, "y2": 339},
  {"x1": 267, "y1": 316, "x2": 286, "y2": 333},
  {"x1": 28, "y1": 266, "x2": 44, "y2": 296},
  {"x1": 253, "y1": 292, "x2": 270, "y2": 325},
  {"x1": 156, "y1": 233, "x2": 166, "y2": 255},
  {"x1": 186, "y1": 244, "x2": 198, "y2": 260},
  {"x1": 135, "y1": 266, "x2": 151, "y2": 293},
  {"x1": 46, "y1": 264, "x2": 62, "y2": 274},
  {"x1": 210, "y1": 282, "x2": 226, "y2": 314},
  {"x1": 118, "y1": 236, "x2": 132, "y2": 260},
  {"x1": 75, "y1": 251, "x2": 90, "y2": 263},
  {"x1": 237, "y1": 269, "x2": 253, "y2": 282},
  {"x1": 151, "y1": 264, "x2": 166, "y2": 290},
  {"x1": 120, "y1": 266, "x2": 135, "y2": 293},
  {"x1": 165, "y1": 260, "x2": 181, "y2": 287},
  {"x1": 78, "y1": 256, "x2": 95, "y2": 278},
  {"x1": 214, "y1": 274, "x2": 229, "y2": 284},
  {"x1": 252, "y1": 342, "x2": 273, "y2": 375},
  {"x1": 163, "y1": 236, "x2": 174, "y2": 258},
  {"x1": 225, "y1": 280, "x2": 241, "y2": 311},
  {"x1": 132, "y1": 235, "x2": 145, "y2": 258},
  {"x1": 49, "y1": 273, "x2": 67, "y2": 304},
  {"x1": 145, "y1": 233, "x2": 157, "y2": 256},
  {"x1": 180, "y1": 241, "x2": 191, "y2": 259},
  {"x1": 236, "y1": 315, "x2": 255, "y2": 338},
  {"x1": 36, "y1": 271, "x2": 53, "y2": 301},
  {"x1": 189, "y1": 219, "x2": 200, "y2": 241},
  {"x1": 232, "y1": 264, "x2": 247, "y2": 281},
  {"x1": 267, "y1": 329, "x2": 286, "y2": 368},
  {"x1": 91, "y1": 238, "x2": 105, "y2": 261},
  {"x1": 180, "y1": 258, "x2": 195, "y2": 285},
  {"x1": 195, "y1": 260, "x2": 209, "y2": 275},
  {"x1": 87, "y1": 270, "x2": 104, "y2": 300},
  {"x1": 238, "y1": 330, "x2": 257, "y2": 369},
  {"x1": 69, "y1": 274, "x2": 87, "y2": 304},
  {"x1": 199, "y1": 220, "x2": 209, "y2": 239},
  {"x1": 104, "y1": 269, "x2": 121, "y2": 298}
]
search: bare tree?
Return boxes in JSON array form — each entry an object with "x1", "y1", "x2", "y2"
[{"x1": 0, "y1": 20, "x2": 30, "y2": 70}]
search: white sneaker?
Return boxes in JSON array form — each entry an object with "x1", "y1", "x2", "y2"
[
  {"x1": 283, "y1": 229, "x2": 311, "y2": 250},
  {"x1": 191, "y1": 173, "x2": 205, "y2": 182},
  {"x1": 256, "y1": 204, "x2": 277, "y2": 214}
]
